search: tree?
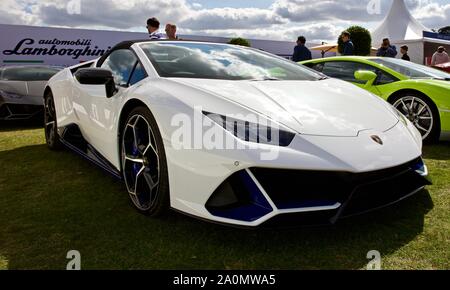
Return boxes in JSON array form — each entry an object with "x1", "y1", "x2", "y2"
[
  {"x1": 228, "y1": 37, "x2": 251, "y2": 47},
  {"x1": 338, "y1": 26, "x2": 372, "y2": 56}
]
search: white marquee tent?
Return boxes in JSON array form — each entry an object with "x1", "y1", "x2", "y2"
[
  {"x1": 371, "y1": 0, "x2": 450, "y2": 64},
  {"x1": 371, "y1": 0, "x2": 430, "y2": 45}
]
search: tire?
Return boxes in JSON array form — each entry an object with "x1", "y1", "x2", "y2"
[
  {"x1": 391, "y1": 92, "x2": 440, "y2": 144},
  {"x1": 120, "y1": 106, "x2": 170, "y2": 217},
  {"x1": 44, "y1": 91, "x2": 63, "y2": 150}
]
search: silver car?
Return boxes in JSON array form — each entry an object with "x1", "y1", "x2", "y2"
[{"x1": 0, "y1": 66, "x2": 62, "y2": 120}]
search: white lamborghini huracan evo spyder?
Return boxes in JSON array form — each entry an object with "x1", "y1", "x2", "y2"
[{"x1": 44, "y1": 40, "x2": 431, "y2": 227}]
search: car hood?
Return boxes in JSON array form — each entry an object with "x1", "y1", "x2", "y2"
[
  {"x1": 0, "y1": 80, "x2": 48, "y2": 98},
  {"x1": 168, "y1": 78, "x2": 399, "y2": 137}
]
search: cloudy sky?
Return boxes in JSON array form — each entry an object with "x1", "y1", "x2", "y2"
[{"x1": 1, "y1": 0, "x2": 449, "y2": 43}]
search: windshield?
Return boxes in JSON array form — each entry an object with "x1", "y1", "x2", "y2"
[
  {"x1": 372, "y1": 58, "x2": 450, "y2": 80},
  {"x1": 140, "y1": 42, "x2": 322, "y2": 81},
  {"x1": 0, "y1": 66, "x2": 61, "y2": 81}
]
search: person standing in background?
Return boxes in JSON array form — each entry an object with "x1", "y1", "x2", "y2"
[
  {"x1": 292, "y1": 36, "x2": 312, "y2": 62},
  {"x1": 400, "y1": 45, "x2": 410, "y2": 61},
  {"x1": 341, "y1": 31, "x2": 354, "y2": 56},
  {"x1": 147, "y1": 17, "x2": 165, "y2": 40},
  {"x1": 431, "y1": 46, "x2": 450, "y2": 66},
  {"x1": 377, "y1": 38, "x2": 397, "y2": 58},
  {"x1": 165, "y1": 23, "x2": 178, "y2": 40}
]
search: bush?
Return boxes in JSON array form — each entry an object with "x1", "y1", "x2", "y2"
[
  {"x1": 228, "y1": 37, "x2": 251, "y2": 47},
  {"x1": 338, "y1": 26, "x2": 372, "y2": 56}
]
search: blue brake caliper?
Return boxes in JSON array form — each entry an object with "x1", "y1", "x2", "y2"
[{"x1": 132, "y1": 141, "x2": 141, "y2": 178}]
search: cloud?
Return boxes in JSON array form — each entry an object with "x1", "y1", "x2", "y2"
[
  {"x1": 36, "y1": 0, "x2": 190, "y2": 30},
  {"x1": 191, "y1": 2, "x2": 202, "y2": 9},
  {"x1": 0, "y1": 0, "x2": 39, "y2": 25},
  {"x1": 182, "y1": 22, "x2": 343, "y2": 43},
  {"x1": 181, "y1": 7, "x2": 286, "y2": 30},
  {"x1": 271, "y1": 0, "x2": 387, "y2": 22},
  {"x1": 0, "y1": 0, "x2": 448, "y2": 42},
  {"x1": 411, "y1": 2, "x2": 450, "y2": 29},
  {"x1": 270, "y1": 0, "x2": 450, "y2": 31}
]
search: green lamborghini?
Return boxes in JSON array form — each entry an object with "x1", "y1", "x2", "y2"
[{"x1": 301, "y1": 56, "x2": 450, "y2": 143}]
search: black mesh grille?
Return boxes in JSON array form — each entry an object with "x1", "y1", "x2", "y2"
[
  {"x1": 0, "y1": 104, "x2": 9, "y2": 118},
  {"x1": 251, "y1": 168, "x2": 351, "y2": 210},
  {"x1": 342, "y1": 170, "x2": 429, "y2": 217},
  {"x1": 251, "y1": 158, "x2": 428, "y2": 218},
  {"x1": 7, "y1": 104, "x2": 42, "y2": 115}
]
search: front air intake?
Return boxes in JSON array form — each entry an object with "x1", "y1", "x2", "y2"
[
  {"x1": 251, "y1": 168, "x2": 351, "y2": 210},
  {"x1": 206, "y1": 170, "x2": 273, "y2": 222}
]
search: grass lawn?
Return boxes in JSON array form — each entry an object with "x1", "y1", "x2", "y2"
[{"x1": 0, "y1": 121, "x2": 449, "y2": 270}]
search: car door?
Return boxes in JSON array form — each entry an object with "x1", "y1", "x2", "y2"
[
  {"x1": 311, "y1": 61, "x2": 398, "y2": 96},
  {"x1": 73, "y1": 48, "x2": 148, "y2": 163},
  {"x1": 321, "y1": 61, "x2": 383, "y2": 95}
]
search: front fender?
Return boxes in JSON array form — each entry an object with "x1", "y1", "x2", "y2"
[{"x1": 381, "y1": 80, "x2": 450, "y2": 132}]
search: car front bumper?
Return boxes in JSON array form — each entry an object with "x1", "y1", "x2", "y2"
[
  {"x1": 166, "y1": 119, "x2": 428, "y2": 227},
  {"x1": 202, "y1": 158, "x2": 431, "y2": 227},
  {"x1": 0, "y1": 94, "x2": 44, "y2": 120}
]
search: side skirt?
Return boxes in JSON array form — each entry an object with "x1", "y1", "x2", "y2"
[{"x1": 59, "y1": 124, "x2": 122, "y2": 180}]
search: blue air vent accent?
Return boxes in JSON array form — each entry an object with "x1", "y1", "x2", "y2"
[
  {"x1": 206, "y1": 170, "x2": 273, "y2": 222},
  {"x1": 411, "y1": 158, "x2": 427, "y2": 176}
]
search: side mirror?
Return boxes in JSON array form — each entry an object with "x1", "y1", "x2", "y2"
[
  {"x1": 354, "y1": 70, "x2": 377, "y2": 88},
  {"x1": 74, "y1": 68, "x2": 117, "y2": 98}
]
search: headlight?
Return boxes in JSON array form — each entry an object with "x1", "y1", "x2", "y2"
[
  {"x1": 203, "y1": 111, "x2": 295, "y2": 147},
  {"x1": 389, "y1": 105, "x2": 422, "y2": 145},
  {"x1": 391, "y1": 106, "x2": 408, "y2": 126}
]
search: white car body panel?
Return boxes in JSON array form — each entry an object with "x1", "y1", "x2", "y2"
[{"x1": 170, "y1": 78, "x2": 399, "y2": 137}]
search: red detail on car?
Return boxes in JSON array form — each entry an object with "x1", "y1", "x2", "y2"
[{"x1": 433, "y1": 62, "x2": 450, "y2": 73}]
